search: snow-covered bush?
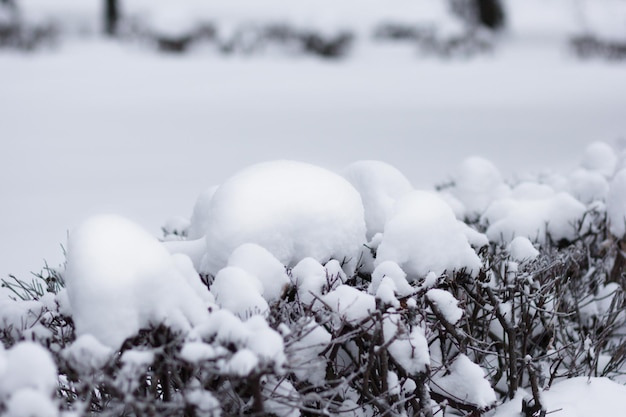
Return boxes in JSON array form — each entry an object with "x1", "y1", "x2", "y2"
[{"x1": 3, "y1": 144, "x2": 626, "y2": 417}]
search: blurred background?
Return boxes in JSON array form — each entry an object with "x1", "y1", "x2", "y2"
[{"x1": 1, "y1": 0, "x2": 626, "y2": 280}]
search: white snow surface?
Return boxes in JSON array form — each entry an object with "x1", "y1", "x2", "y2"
[
  {"x1": 227, "y1": 243, "x2": 290, "y2": 302},
  {"x1": 492, "y1": 377, "x2": 626, "y2": 417},
  {"x1": 0, "y1": 342, "x2": 57, "y2": 398},
  {"x1": 187, "y1": 185, "x2": 219, "y2": 240},
  {"x1": 376, "y1": 191, "x2": 483, "y2": 279},
  {"x1": 580, "y1": 141, "x2": 618, "y2": 178},
  {"x1": 483, "y1": 191, "x2": 588, "y2": 245},
  {"x1": 323, "y1": 285, "x2": 376, "y2": 324},
  {"x1": 342, "y1": 160, "x2": 413, "y2": 239},
  {"x1": 64, "y1": 215, "x2": 211, "y2": 349},
  {"x1": 507, "y1": 236, "x2": 540, "y2": 262},
  {"x1": 291, "y1": 257, "x2": 328, "y2": 307},
  {"x1": 210, "y1": 266, "x2": 269, "y2": 318},
  {"x1": 383, "y1": 313, "x2": 429, "y2": 375},
  {"x1": 426, "y1": 289, "x2": 463, "y2": 325},
  {"x1": 63, "y1": 334, "x2": 113, "y2": 372},
  {"x1": 431, "y1": 353, "x2": 496, "y2": 409},
  {"x1": 607, "y1": 169, "x2": 626, "y2": 239},
  {"x1": 200, "y1": 161, "x2": 366, "y2": 275},
  {"x1": 369, "y1": 261, "x2": 413, "y2": 298},
  {"x1": 448, "y1": 156, "x2": 511, "y2": 219}
]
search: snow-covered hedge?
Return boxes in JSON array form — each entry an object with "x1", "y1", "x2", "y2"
[{"x1": 2, "y1": 142, "x2": 626, "y2": 417}]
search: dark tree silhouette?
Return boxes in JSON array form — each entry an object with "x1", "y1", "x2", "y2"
[
  {"x1": 104, "y1": 0, "x2": 119, "y2": 36},
  {"x1": 475, "y1": 0, "x2": 505, "y2": 30}
]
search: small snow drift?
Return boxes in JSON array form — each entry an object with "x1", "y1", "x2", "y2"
[
  {"x1": 201, "y1": 161, "x2": 366, "y2": 275},
  {"x1": 492, "y1": 377, "x2": 626, "y2": 417},
  {"x1": 447, "y1": 156, "x2": 511, "y2": 220},
  {"x1": 375, "y1": 190, "x2": 482, "y2": 279},
  {"x1": 608, "y1": 169, "x2": 626, "y2": 239},
  {"x1": 0, "y1": 342, "x2": 59, "y2": 417},
  {"x1": 482, "y1": 188, "x2": 588, "y2": 245},
  {"x1": 64, "y1": 215, "x2": 211, "y2": 349},
  {"x1": 342, "y1": 160, "x2": 413, "y2": 240}
]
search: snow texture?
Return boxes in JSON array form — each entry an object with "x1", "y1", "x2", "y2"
[
  {"x1": 426, "y1": 289, "x2": 463, "y2": 325},
  {"x1": 568, "y1": 169, "x2": 609, "y2": 204},
  {"x1": 376, "y1": 191, "x2": 482, "y2": 279},
  {"x1": 607, "y1": 169, "x2": 626, "y2": 239},
  {"x1": 342, "y1": 160, "x2": 413, "y2": 240},
  {"x1": 201, "y1": 161, "x2": 366, "y2": 276},
  {"x1": 288, "y1": 320, "x2": 331, "y2": 385},
  {"x1": 63, "y1": 334, "x2": 113, "y2": 372},
  {"x1": 0, "y1": 342, "x2": 58, "y2": 417},
  {"x1": 580, "y1": 141, "x2": 618, "y2": 178},
  {"x1": 291, "y1": 257, "x2": 328, "y2": 307},
  {"x1": 227, "y1": 243, "x2": 290, "y2": 302},
  {"x1": 369, "y1": 261, "x2": 413, "y2": 298},
  {"x1": 507, "y1": 236, "x2": 540, "y2": 262},
  {"x1": 64, "y1": 215, "x2": 210, "y2": 349},
  {"x1": 383, "y1": 313, "x2": 429, "y2": 375},
  {"x1": 483, "y1": 191, "x2": 588, "y2": 245},
  {"x1": 323, "y1": 285, "x2": 376, "y2": 324},
  {"x1": 448, "y1": 157, "x2": 511, "y2": 219},
  {"x1": 188, "y1": 185, "x2": 219, "y2": 240},
  {"x1": 431, "y1": 354, "x2": 496, "y2": 409},
  {"x1": 210, "y1": 266, "x2": 269, "y2": 318},
  {"x1": 493, "y1": 377, "x2": 626, "y2": 417}
]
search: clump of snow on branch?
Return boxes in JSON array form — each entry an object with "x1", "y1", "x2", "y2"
[
  {"x1": 64, "y1": 214, "x2": 211, "y2": 349},
  {"x1": 376, "y1": 190, "x2": 483, "y2": 279},
  {"x1": 227, "y1": 243, "x2": 290, "y2": 302},
  {"x1": 445, "y1": 156, "x2": 511, "y2": 220},
  {"x1": 201, "y1": 160, "x2": 366, "y2": 275},
  {"x1": 342, "y1": 160, "x2": 413, "y2": 239},
  {"x1": 0, "y1": 342, "x2": 59, "y2": 417}
]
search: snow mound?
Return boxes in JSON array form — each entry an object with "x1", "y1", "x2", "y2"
[
  {"x1": 291, "y1": 257, "x2": 328, "y2": 307},
  {"x1": 607, "y1": 169, "x2": 626, "y2": 239},
  {"x1": 63, "y1": 334, "x2": 113, "y2": 372},
  {"x1": 581, "y1": 141, "x2": 617, "y2": 178},
  {"x1": 192, "y1": 310, "x2": 286, "y2": 373},
  {"x1": 65, "y1": 215, "x2": 210, "y2": 349},
  {"x1": 493, "y1": 377, "x2": 626, "y2": 417},
  {"x1": 483, "y1": 191, "x2": 588, "y2": 245},
  {"x1": 376, "y1": 191, "x2": 482, "y2": 279},
  {"x1": 431, "y1": 354, "x2": 496, "y2": 409},
  {"x1": 188, "y1": 185, "x2": 219, "y2": 239},
  {"x1": 288, "y1": 320, "x2": 331, "y2": 385},
  {"x1": 568, "y1": 168, "x2": 609, "y2": 204},
  {"x1": 507, "y1": 236, "x2": 539, "y2": 262},
  {"x1": 0, "y1": 342, "x2": 57, "y2": 398},
  {"x1": 342, "y1": 160, "x2": 413, "y2": 239},
  {"x1": 201, "y1": 161, "x2": 366, "y2": 275},
  {"x1": 369, "y1": 261, "x2": 413, "y2": 298},
  {"x1": 323, "y1": 285, "x2": 376, "y2": 324},
  {"x1": 210, "y1": 266, "x2": 269, "y2": 318},
  {"x1": 448, "y1": 156, "x2": 511, "y2": 219},
  {"x1": 426, "y1": 289, "x2": 463, "y2": 325},
  {"x1": 383, "y1": 313, "x2": 429, "y2": 375},
  {"x1": 0, "y1": 342, "x2": 58, "y2": 417},
  {"x1": 227, "y1": 243, "x2": 290, "y2": 302}
]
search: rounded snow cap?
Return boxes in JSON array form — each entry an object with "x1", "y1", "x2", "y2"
[
  {"x1": 201, "y1": 160, "x2": 367, "y2": 275},
  {"x1": 342, "y1": 160, "x2": 413, "y2": 240},
  {"x1": 580, "y1": 141, "x2": 617, "y2": 178}
]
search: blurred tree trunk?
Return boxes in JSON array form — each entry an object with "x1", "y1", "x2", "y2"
[
  {"x1": 474, "y1": 0, "x2": 505, "y2": 30},
  {"x1": 104, "y1": 0, "x2": 119, "y2": 36}
]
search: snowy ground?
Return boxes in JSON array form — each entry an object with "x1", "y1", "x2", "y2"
[{"x1": 1, "y1": 0, "x2": 626, "y2": 281}]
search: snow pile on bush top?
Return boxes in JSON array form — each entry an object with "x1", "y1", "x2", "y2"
[
  {"x1": 493, "y1": 377, "x2": 626, "y2": 417},
  {"x1": 0, "y1": 342, "x2": 59, "y2": 417},
  {"x1": 608, "y1": 169, "x2": 626, "y2": 239},
  {"x1": 201, "y1": 161, "x2": 366, "y2": 275},
  {"x1": 65, "y1": 215, "x2": 211, "y2": 349},
  {"x1": 482, "y1": 183, "x2": 588, "y2": 245},
  {"x1": 446, "y1": 157, "x2": 511, "y2": 220},
  {"x1": 375, "y1": 190, "x2": 482, "y2": 279},
  {"x1": 342, "y1": 160, "x2": 413, "y2": 240}
]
